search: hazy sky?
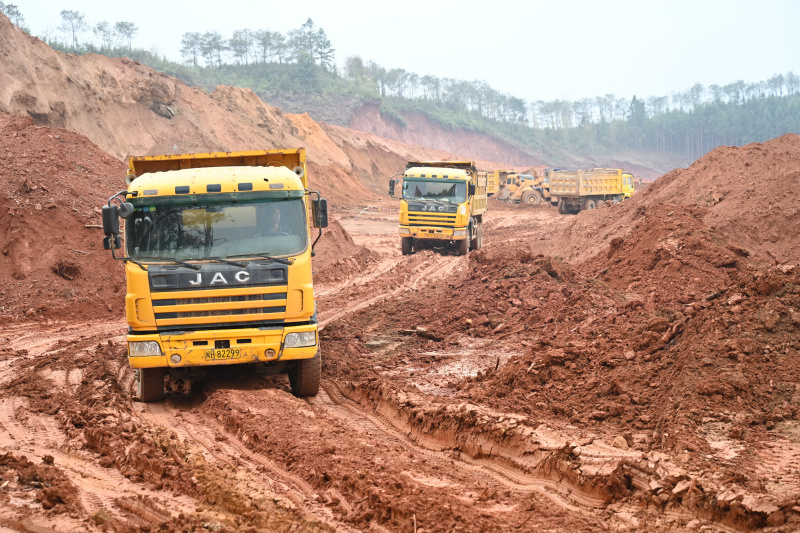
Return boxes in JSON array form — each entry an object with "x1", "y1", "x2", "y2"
[{"x1": 14, "y1": 0, "x2": 800, "y2": 103}]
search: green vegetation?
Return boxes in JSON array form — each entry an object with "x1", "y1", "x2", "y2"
[{"x1": 9, "y1": 5, "x2": 800, "y2": 164}]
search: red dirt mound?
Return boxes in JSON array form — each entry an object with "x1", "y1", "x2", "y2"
[
  {"x1": 312, "y1": 217, "x2": 379, "y2": 284},
  {"x1": 0, "y1": 112, "x2": 126, "y2": 323},
  {"x1": 551, "y1": 134, "x2": 800, "y2": 266},
  {"x1": 322, "y1": 205, "x2": 800, "y2": 475}
]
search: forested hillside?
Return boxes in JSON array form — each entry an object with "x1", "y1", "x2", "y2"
[{"x1": 9, "y1": 4, "x2": 800, "y2": 169}]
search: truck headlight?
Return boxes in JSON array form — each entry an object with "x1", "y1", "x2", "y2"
[
  {"x1": 129, "y1": 341, "x2": 162, "y2": 357},
  {"x1": 453, "y1": 229, "x2": 467, "y2": 237},
  {"x1": 399, "y1": 228, "x2": 411, "y2": 234},
  {"x1": 284, "y1": 332, "x2": 316, "y2": 348},
  {"x1": 459, "y1": 205, "x2": 467, "y2": 215}
]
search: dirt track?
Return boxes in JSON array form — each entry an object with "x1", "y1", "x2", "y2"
[{"x1": 3, "y1": 197, "x2": 799, "y2": 532}]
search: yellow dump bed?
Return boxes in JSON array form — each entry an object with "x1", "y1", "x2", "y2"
[
  {"x1": 128, "y1": 149, "x2": 307, "y2": 189},
  {"x1": 549, "y1": 168, "x2": 626, "y2": 197}
]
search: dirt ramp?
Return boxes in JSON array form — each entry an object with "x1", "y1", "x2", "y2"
[{"x1": 0, "y1": 112, "x2": 125, "y2": 323}]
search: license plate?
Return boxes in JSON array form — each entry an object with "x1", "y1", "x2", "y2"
[{"x1": 205, "y1": 348, "x2": 241, "y2": 361}]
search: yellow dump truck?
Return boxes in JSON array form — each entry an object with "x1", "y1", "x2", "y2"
[
  {"x1": 100, "y1": 149, "x2": 328, "y2": 402},
  {"x1": 396, "y1": 161, "x2": 487, "y2": 256},
  {"x1": 549, "y1": 168, "x2": 634, "y2": 214}
]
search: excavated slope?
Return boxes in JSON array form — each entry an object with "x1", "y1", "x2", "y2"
[{"x1": 0, "y1": 14, "x2": 516, "y2": 207}]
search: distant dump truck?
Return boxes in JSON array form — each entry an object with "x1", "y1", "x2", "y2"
[
  {"x1": 395, "y1": 161, "x2": 487, "y2": 255},
  {"x1": 100, "y1": 149, "x2": 328, "y2": 402},
  {"x1": 549, "y1": 168, "x2": 634, "y2": 214}
]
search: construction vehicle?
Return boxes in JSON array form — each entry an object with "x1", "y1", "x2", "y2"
[
  {"x1": 496, "y1": 171, "x2": 555, "y2": 206},
  {"x1": 100, "y1": 149, "x2": 328, "y2": 402},
  {"x1": 486, "y1": 170, "x2": 507, "y2": 197},
  {"x1": 549, "y1": 168, "x2": 634, "y2": 214},
  {"x1": 395, "y1": 161, "x2": 487, "y2": 256}
]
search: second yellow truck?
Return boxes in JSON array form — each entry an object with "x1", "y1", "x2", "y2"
[
  {"x1": 395, "y1": 161, "x2": 487, "y2": 255},
  {"x1": 549, "y1": 168, "x2": 634, "y2": 214}
]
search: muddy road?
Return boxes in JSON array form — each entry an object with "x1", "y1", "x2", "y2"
[{"x1": 1, "y1": 202, "x2": 799, "y2": 532}]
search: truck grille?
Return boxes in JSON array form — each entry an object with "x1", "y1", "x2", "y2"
[
  {"x1": 152, "y1": 288, "x2": 288, "y2": 326},
  {"x1": 408, "y1": 212, "x2": 457, "y2": 226}
]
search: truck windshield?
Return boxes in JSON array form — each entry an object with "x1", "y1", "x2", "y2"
[
  {"x1": 402, "y1": 180, "x2": 466, "y2": 203},
  {"x1": 125, "y1": 198, "x2": 307, "y2": 260}
]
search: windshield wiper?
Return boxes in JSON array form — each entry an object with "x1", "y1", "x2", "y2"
[
  {"x1": 230, "y1": 253, "x2": 292, "y2": 265},
  {"x1": 150, "y1": 257, "x2": 202, "y2": 270},
  {"x1": 205, "y1": 257, "x2": 247, "y2": 268}
]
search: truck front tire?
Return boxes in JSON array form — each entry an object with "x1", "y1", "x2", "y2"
[
  {"x1": 401, "y1": 237, "x2": 412, "y2": 255},
  {"x1": 289, "y1": 352, "x2": 321, "y2": 397},
  {"x1": 137, "y1": 368, "x2": 165, "y2": 403}
]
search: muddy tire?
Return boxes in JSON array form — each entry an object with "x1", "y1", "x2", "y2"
[
  {"x1": 476, "y1": 223, "x2": 483, "y2": 250},
  {"x1": 401, "y1": 237, "x2": 412, "y2": 255},
  {"x1": 583, "y1": 199, "x2": 597, "y2": 210},
  {"x1": 558, "y1": 198, "x2": 568, "y2": 214},
  {"x1": 137, "y1": 368, "x2": 165, "y2": 403},
  {"x1": 457, "y1": 237, "x2": 469, "y2": 255},
  {"x1": 521, "y1": 190, "x2": 541, "y2": 205},
  {"x1": 289, "y1": 352, "x2": 321, "y2": 397}
]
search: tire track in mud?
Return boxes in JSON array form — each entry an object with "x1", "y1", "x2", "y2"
[
  {"x1": 137, "y1": 397, "x2": 354, "y2": 531},
  {"x1": 319, "y1": 381, "x2": 595, "y2": 515},
  {"x1": 0, "y1": 322, "x2": 198, "y2": 526},
  {"x1": 0, "y1": 398, "x2": 195, "y2": 522},
  {"x1": 319, "y1": 254, "x2": 463, "y2": 329}
]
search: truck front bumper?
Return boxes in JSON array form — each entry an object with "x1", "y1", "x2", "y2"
[
  {"x1": 399, "y1": 225, "x2": 467, "y2": 240},
  {"x1": 127, "y1": 324, "x2": 318, "y2": 369}
]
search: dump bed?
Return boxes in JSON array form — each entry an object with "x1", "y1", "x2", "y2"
[
  {"x1": 548, "y1": 168, "x2": 625, "y2": 197},
  {"x1": 128, "y1": 149, "x2": 308, "y2": 188},
  {"x1": 472, "y1": 171, "x2": 488, "y2": 216},
  {"x1": 405, "y1": 161, "x2": 475, "y2": 172}
]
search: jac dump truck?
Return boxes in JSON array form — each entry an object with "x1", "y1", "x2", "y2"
[
  {"x1": 101, "y1": 149, "x2": 328, "y2": 402},
  {"x1": 549, "y1": 168, "x2": 634, "y2": 214},
  {"x1": 496, "y1": 171, "x2": 555, "y2": 206},
  {"x1": 395, "y1": 161, "x2": 487, "y2": 256}
]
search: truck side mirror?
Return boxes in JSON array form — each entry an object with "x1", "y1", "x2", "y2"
[
  {"x1": 312, "y1": 198, "x2": 328, "y2": 228},
  {"x1": 388, "y1": 179, "x2": 395, "y2": 197},
  {"x1": 468, "y1": 184, "x2": 476, "y2": 196},
  {"x1": 102, "y1": 204, "x2": 120, "y2": 235}
]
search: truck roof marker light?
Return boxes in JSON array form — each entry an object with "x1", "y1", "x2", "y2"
[
  {"x1": 206, "y1": 184, "x2": 221, "y2": 192},
  {"x1": 175, "y1": 186, "x2": 190, "y2": 194}
]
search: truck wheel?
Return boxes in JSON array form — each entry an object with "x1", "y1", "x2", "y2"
[
  {"x1": 137, "y1": 368, "x2": 165, "y2": 403},
  {"x1": 458, "y1": 238, "x2": 469, "y2": 255},
  {"x1": 558, "y1": 199, "x2": 567, "y2": 214},
  {"x1": 401, "y1": 237, "x2": 412, "y2": 255},
  {"x1": 477, "y1": 223, "x2": 483, "y2": 249},
  {"x1": 289, "y1": 351, "x2": 321, "y2": 397},
  {"x1": 521, "y1": 190, "x2": 541, "y2": 205},
  {"x1": 583, "y1": 199, "x2": 597, "y2": 210}
]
